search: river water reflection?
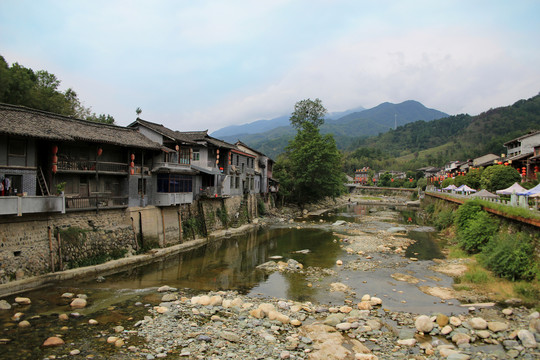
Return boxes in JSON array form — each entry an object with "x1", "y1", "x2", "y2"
[
  {"x1": 0, "y1": 203, "x2": 467, "y2": 359},
  {"x1": 61, "y1": 203, "x2": 460, "y2": 314}
]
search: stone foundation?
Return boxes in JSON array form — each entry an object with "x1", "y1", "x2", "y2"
[{"x1": 0, "y1": 194, "x2": 261, "y2": 284}]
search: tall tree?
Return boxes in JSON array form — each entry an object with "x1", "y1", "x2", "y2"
[
  {"x1": 275, "y1": 98, "x2": 344, "y2": 205},
  {"x1": 0, "y1": 55, "x2": 114, "y2": 124}
]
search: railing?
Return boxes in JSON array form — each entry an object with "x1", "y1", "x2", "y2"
[
  {"x1": 57, "y1": 160, "x2": 128, "y2": 173},
  {"x1": 65, "y1": 195, "x2": 128, "y2": 210},
  {"x1": 0, "y1": 195, "x2": 65, "y2": 216}
]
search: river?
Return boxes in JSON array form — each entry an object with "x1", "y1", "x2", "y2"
[{"x1": 0, "y1": 203, "x2": 465, "y2": 359}]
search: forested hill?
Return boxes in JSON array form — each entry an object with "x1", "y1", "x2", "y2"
[
  {"x1": 343, "y1": 93, "x2": 540, "y2": 173},
  {"x1": 220, "y1": 100, "x2": 448, "y2": 159}
]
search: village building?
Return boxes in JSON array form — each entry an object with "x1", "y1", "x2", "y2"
[
  {"x1": 0, "y1": 103, "x2": 162, "y2": 216},
  {"x1": 235, "y1": 141, "x2": 278, "y2": 197},
  {"x1": 354, "y1": 167, "x2": 371, "y2": 184},
  {"x1": 504, "y1": 130, "x2": 540, "y2": 180}
]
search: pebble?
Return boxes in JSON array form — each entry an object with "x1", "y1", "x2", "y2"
[
  {"x1": 15, "y1": 297, "x2": 31, "y2": 305},
  {"x1": 70, "y1": 298, "x2": 87, "y2": 309}
]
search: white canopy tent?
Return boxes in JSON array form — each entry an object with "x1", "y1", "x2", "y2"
[
  {"x1": 455, "y1": 185, "x2": 476, "y2": 193},
  {"x1": 495, "y1": 182, "x2": 527, "y2": 195},
  {"x1": 470, "y1": 189, "x2": 499, "y2": 199}
]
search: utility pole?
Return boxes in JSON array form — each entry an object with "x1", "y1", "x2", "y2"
[{"x1": 394, "y1": 114, "x2": 397, "y2": 130}]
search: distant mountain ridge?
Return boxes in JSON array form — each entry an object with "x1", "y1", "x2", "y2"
[
  {"x1": 213, "y1": 100, "x2": 448, "y2": 159},
  {"x1": 211, "y1": 105, "x2": 366, "y2": 138}
]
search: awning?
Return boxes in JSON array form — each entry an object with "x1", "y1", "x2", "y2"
[{"x1": 191, "y1": 164, "x2": 222, "y2": 175}]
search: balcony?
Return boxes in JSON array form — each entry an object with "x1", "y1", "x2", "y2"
[
  {"x1": 154, "y1": 192, "x2": 193, "y2": 206},
  {"x1": 65, "y1": 194, "x2": 128, "y2": 211},
  {"x1": 57, "y1": 160, "x2": 128, "y2": 174},
  {"x1": 0, "y1": 195, "x2": 65, "y2": 216}
]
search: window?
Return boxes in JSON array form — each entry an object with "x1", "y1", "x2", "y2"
[
  {"x1": 235, "y1": 176, "x2": 240, "y2": 189},
  {"x1": 8, "y1": 139, "x2": 26, "y2": 157},
  {"x1": 192, "y1": 150, "x2": 200, "y2": 161},
  {"x1": 157, "y1": 174, "x2": 192, "y2": 193},
  {"x1": 235, "y1": 154, "x2": 239, "y2": 166},
  {"x1": 179, "y1": 148, "x2": 191, "y2": 165}
]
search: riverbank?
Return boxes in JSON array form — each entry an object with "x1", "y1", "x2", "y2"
[
  {"x1": 1, "y1": 194, "x2": 538, "y2": 359},
  {"x1": 0, "y1": 223, "x2": 260, "y2": 298}
]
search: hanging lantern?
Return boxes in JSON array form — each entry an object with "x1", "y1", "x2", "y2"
[
  {"x1": 391, "y1": 178, "x2": 394, "y2": 182},
  {"x1": 175, "y1": 145, "x2": 180, "y2": 151},
  {"x1": 52, "y1": 145, "x2": 58, "y2": 154},
  {"x1": 130, "y1": 168, "x2": 135, "y2": 175},
  {"x1": 52, "y1": 155, "x2": 58, "y2": 164},
  {"x1": 52, "y1": 164, "x2": 57, "y2": 174},
  {"x1": 130, "y1": 161, "x2": 135, "y2": 168},
  {"x1": 97, "y1": 148, "x2": 103, "y2": 157},
  {"x1": 131, "y1": 153, "x2": 135, "y2": 161}
]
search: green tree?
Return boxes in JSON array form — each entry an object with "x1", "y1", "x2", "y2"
[
  {"x1": 480, "y1": 165, "x2": 521, "y2": 192},
  {"x1": 275, "y1": 98, "x2": 344, "y2": 205},
  {"x1": 378, "y1": 172, "x2": 392, "y2": 187},
  {"x1": 0, "y1": 55, "x2": 114, "y2": 124}
]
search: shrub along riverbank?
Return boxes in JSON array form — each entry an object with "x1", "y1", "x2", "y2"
[{"x1": 424, "y1": 198, "x2": 539, "y2": 307}]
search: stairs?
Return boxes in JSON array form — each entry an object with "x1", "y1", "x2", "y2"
[{"x1": 37, "y1": 166, "x2": 50, "y2": 195}]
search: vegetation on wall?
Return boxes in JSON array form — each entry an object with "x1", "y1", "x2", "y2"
[{"x1": 425, "y1": 198, "x2": 539, "y2": 296}]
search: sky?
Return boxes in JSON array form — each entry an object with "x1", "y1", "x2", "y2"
[{"x1": 1, "y1": 0, "x2": 539, "y2": 133}]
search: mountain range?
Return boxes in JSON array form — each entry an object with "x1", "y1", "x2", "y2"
[{"x1": 211, "y1": 100, "x2": 448, "y2": 159}]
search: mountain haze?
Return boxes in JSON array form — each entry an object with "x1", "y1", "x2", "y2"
[{"x1": 215, "y1": 100, "x2": 448, "y2": 159}]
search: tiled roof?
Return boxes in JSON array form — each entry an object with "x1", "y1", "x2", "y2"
[
  {"x1": 178, "y1": 130, "x2": 235, "y2": 149},
  {"x1": 0, "y1": 103, "x2": 162, "y2": 150},
  {"x1": 129, "y1": 118, "x2": 196, "y2": 144}
]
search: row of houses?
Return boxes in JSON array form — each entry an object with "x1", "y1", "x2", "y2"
[
  {"x1": 421, "y1": 130, "x2": 540, "y2": 182},
  {"x1": 352, "y1": 130, "x2": 540, "y2": 185},
  {"x1": 0, "y1": 103, "x2": 278, "y2": 217}
]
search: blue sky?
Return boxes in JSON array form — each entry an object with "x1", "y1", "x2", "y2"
[{"x1": 1, "y1": 0, "x2": 539, "y2": 132}]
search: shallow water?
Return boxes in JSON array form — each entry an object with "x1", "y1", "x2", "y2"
[{"x1": 0, "y1": 203, "x2": 464, "y2": 359}]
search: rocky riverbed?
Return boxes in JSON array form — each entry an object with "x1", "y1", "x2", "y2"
[{"x1": 1, "y1": 195, "x2": 538, "y2": 359}]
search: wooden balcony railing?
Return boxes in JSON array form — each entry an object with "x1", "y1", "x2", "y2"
[
  {"x1": 65, "y1": 195, "x2": 128, "y2": 210},
  {"x1": 57, "y1": 160, "x2": 128, "y2": 173}
]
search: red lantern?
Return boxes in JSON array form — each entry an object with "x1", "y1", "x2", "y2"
[
  {"x1": 175, "y1": 145, "x2": 179, "y2": 151},
  {"x1": 52, "y1": 155, "x2": 58, "y2": 164},
  {"x1": 391, "y1": 178, "x2": 394, "y2": 182},
  {"x1": 97, "y1": 148, "x2": 103, "y2": 157},
  {"x1": 130, "y1": 168, "x2": 135, "y2": 175},
  {"x1": 130, "y1": 161, "x2": 135, "y2": 168},
  {"x1": 131, "y1": 153, "x2": 135, "y2": 161},
  {"x1": 52, "y1": 145, "x2": 58, "y2": 154},
  {"x1": 52, "y1": 164, "x2": 57, "y2": 174}
]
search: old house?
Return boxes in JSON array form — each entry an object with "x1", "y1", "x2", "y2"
[
  {"x1": 0, "y1": 103, "x2": 161, "y2": 216},
  {"x1": 128, "y1": 118, "x2": 198, "y2": 206},
  {"x1": 504, "y1": 130, "x2": 540, "y2": 180}
]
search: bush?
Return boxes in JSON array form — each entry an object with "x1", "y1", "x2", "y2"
[
  {"x1": 454, "y1": 200, "x2": 483, "y2": 230},
  {"x1": 458, "y1": 211, "x2": 499, "y2": 253},
  {"x1": 480, "y1": 232, "x2": 536, "y2": 281},
  {"x1": 257, "y1": 198, "x2": 266, "y2": 215},
  {"x1": 434, "y1": 209, "x2": 454, "y2": 230}
]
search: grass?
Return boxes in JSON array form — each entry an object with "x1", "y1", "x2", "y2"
[
  {"x1": 452, "y1": 258, "x2": 540, "y2": 307},
  {"x1": 446, "y1": 244, "x2": 470, "y2": 259}
]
